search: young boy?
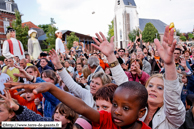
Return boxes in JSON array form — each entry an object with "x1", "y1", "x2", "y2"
[
  {"x1": 94, "y1": 83, "x2": 118, "y2": 113},
  {"x1": 8, "y1": 81, "x2": 150, "y2": 129}
]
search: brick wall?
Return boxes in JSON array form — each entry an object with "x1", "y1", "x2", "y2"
[{"x1": 0, "y1": 11, "x2": 16, "y2": 41}]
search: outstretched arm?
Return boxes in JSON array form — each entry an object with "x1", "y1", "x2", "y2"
[{"x1": 9, "y1": 82, "x2": 100, "y2": 123}]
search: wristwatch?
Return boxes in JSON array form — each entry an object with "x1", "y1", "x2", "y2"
[{"x1": 109, "y1": 60, "x2": 119, "y2": 68}]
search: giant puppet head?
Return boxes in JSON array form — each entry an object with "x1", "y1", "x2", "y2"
[{"x1": 6, "y1": 27, "x2": 16, "y2": 39}]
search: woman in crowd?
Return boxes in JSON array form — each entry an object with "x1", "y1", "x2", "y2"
[
  {"x1": 125, "y1": 59, "x2": 150, "y2": 86},
  {"x1": 89, "y1": 28, "x2": 185, "y2": 128}
]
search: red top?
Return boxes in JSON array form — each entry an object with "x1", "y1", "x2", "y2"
[
  {"x1": 93, "y1": 111, "x2": 151, "y2": 129},
  {"x1": 10, "y1": 90, "x2": 43, "y2": 116}
]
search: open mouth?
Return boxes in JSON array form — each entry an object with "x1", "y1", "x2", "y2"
[
  {"x1": 149, "y1": 94, "x2": 157, "y2": 98},
  {"x1": 54, "y1": 119, "x2": 59, "y2": 121}
]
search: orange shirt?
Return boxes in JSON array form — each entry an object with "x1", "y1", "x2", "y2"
[{"x1": 10, "y1": 90, "x2": 43, "y2": 116}]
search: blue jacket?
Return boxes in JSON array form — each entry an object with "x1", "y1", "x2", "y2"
[
  {"x1": 36, "y1": 77, "x2": 61, "y2": 117},
  {"x1": 181, "y1": 74, "x2": 194, "y2": 106},
  {"x1": 38, "y1": 65, "x2": 53, "y2": 74}
]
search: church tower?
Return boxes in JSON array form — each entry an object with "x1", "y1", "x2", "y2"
[{"x1": 114, "y1": 0, "x2": 139, "y2": 49}]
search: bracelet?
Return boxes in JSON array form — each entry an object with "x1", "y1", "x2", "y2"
[
  {"x1": 57, "y1": 67, "x2": 63, "y2": 71},
  {"x1": 108, "y1": 60, "x2": 119, "y2": 68},
  {"x1": 30, "y1": 76, "x2": 35, "y2": 82},
  {"x1": 185, "y1": 69, "x2": 190, "y2": 73}
]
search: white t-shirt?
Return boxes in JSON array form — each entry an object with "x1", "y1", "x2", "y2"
[{"x1": 0, "y1": 73, "x2": 10, "y2": 94}]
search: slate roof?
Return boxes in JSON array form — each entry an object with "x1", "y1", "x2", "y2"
[
  {"x1": 38, "y1": 34, "x2": 47, "y2": 41},
  {"x1": 139, "y1": 18, "x2": 167, "y2": 34},
  {"x1": 0, "y1": 0, "x2": 19, "y2": 12},
  {"x1": 123, "y1": 0, "x2": 136, "y2": 6}
]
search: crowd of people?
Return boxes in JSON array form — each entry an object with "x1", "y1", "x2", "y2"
[{"x1": 0, "y1": 26, "x2": 194, "y2": 129}]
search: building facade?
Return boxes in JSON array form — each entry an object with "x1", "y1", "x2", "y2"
[
  {"x1": 0, "y1": 0, "x2": 19, "y2": 55},
  {"x1": 114, "y1": 0, "x2": 139, "y2": 49},
  {"x1": 114, "y1": 0, "x2": 167, "y2": 49}
]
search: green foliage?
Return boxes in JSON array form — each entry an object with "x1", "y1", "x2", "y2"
[
  {"x1": 142, "y1": 22, "x2": 160, "y2": 43},
  {"x1": 180, "y1": 35, "x2": 187, "y2": 41},
  {"x1": 128, "y1": 28, "x2": 140, "y2": 42},
  {"x1": 11, "y1": 11, "x2": 29, "y2": 50},
  {"x1": 44, "y1": 25, "x2": 57, "y2": 50},
  {"x1": 188, "y1": 33, "x2": 194, "y2": 40},
  {"x1": 0, "y1": 56, "x2": 5, "y2": 61},
  {"x1": 38, "y1": 24, "x2": 50, "y2": 33},
  {"x1": 176, "y1": 29, "x2": 181, "y2": 36},
  {"x1": 66, "y1": 32, "x2": 79, "y2": 50},
  {"x1": 107, "y1": 20, "x2": 114, "y2": 42}
]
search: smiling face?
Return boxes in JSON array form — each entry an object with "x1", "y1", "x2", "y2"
[
  {"x1": 90, "y1": 77, "x2": 103, "y2": 96},
  {"x1": 146, "y1": 77, "x2": 164, "y2": 106},
  {"x1": 96, "y1": 99, "x2": 112, "y2": 113},
  {"x1": 111, "y1": 88, "x2": 145, "y2": 128},
  {"x1": 54, "y1": 108, "x2": 70, "y2": 127}
]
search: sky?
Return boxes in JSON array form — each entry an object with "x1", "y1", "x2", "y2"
[{"x1": 15, "y1": 0, "x2": 194, "y2": 37}]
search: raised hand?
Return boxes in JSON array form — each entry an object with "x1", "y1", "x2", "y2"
[
  {"x1": 49, "y1": 49, "x2": 63, "y2": 69},
  {"x1": 154, "y1": 26, "x2": 177, "y2": 80},
  {"x1": 92, "y1": 32, "x2": 117, "y2": 63},
  {"x1": 179, "y1": 58, "x2": 187, "y2": 68},
  {"x1": 154, "y1": 26, "x2": 176, "y2": 65},
  {"x1": 13, "y1": 65, "x2": 29, "y2": 78},
  {"x1": 92, "y1": 32, "x2": 114, "y2": 57},
  {"x1": 0, "y1": 90, "x2": 19, "y2": 111}
]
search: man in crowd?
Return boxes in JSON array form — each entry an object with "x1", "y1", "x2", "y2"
[
  {"x1": 38, "y1": 58, "x2": 53, "y2": 73},
  {"x1": 118, "y1": 48, "x2": 126, "y2": 64},
  {"x1": 174, "y1": 48, "x2": 192, "y2": 72},
  {"x1": 36, "y1": 52, "x2": 55, "y2": 70},
  {"x1": 2, "y1": 57, "x2": 19, "y2": 82},
  {"x1": 19, "y1": 59, "x2": 32, "y2": 70},
  {"x1": 73, "y1": 63, "x2": 83, "y2": 82},
  {"x1": 64, "y1": 60, "x2": 74, "y2": 75},
  {"x1": 137, "y1": 51, "x2": 152, "y2": 75}
]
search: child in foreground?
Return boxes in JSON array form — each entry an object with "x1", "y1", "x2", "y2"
[
  {"x1": 0, "y1": 91, "x2": 78, "y2": 129},
  {"x1": 7, "y1": 80, "x2": 150, "y2": 129}
]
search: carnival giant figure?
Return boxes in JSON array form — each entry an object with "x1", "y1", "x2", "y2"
[{"x1": 3, "y1": 27, "x2": 25, "y2": 59}]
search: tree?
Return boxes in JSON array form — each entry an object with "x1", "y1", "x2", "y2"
[
  {"x1": 128, "y1": 28, "x2": 140, "y2": 42},
  {"x1": 142, "y1": 22, "x2": 160, "y2": 43},
  {"x1": 188, "y1": 33, "x2": 194, "y2": 41},
  {"x1": 11, "y1": 11, "x2": 29, "y2": 50},
  {"x1": 66, "y1": 32, "x2": 79, "y2": 50},
  {"x1": 107, "y1": 20, "x2": 114, "y2": 42},
  {"x1": 44, "y1": 24, "x2": 57, "y2": 50},
  {"x1": 180, "y1": 35, "x2": 187, "y2": 41},
  {"x1": 176, "y1": 29, "x2": 181, "y2": 36},
  {"x1": 38, "y1": 24, "x2": 50, "y2": 33}
]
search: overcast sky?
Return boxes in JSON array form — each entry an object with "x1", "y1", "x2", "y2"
[{"x1": 15, "y1": 0, "x2": 194, "y2": 37}]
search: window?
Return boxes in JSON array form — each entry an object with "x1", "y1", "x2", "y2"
[
  {"x1": 128, "y1": 2, "x2": 132, "y2": 6},
  {"x1": 6, "y1": 2, "x2": 12, "y2": 12},
  {"x1": 4, "y1": 21, "x2": 10, "y2": 34}
]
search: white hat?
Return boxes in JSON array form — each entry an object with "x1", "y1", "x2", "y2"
[
  {"x1": 55, "y1": 30, "x2": 62, "y2": 34},
  {"x1": 28, "y1": 29, "x2": 37, "y2": 37}
]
